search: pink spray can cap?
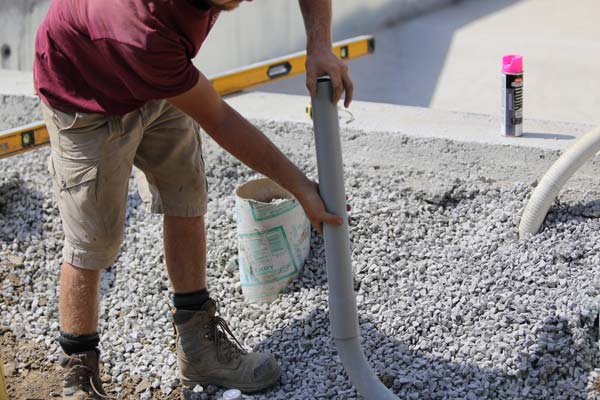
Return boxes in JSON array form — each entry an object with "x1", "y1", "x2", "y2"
[{"x1": 502, "y1": 54, "x2": 523, "y2": 74}]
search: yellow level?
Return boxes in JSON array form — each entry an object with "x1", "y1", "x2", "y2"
[
  {"x1": 211, "y1": 35, "x2": 374, "y2": 95},
  {"x1": 0, "y1": 121, "x2": 49, "y2": 160},
  {"x1": 0, "y1": 35, "x2": 374, "y2": 160}
]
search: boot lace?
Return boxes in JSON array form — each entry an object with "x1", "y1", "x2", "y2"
[
  {"x1": 210, "y1": 315, "x2": 247, "y2": 362},
  {"x1": 64, "y1": 364, "x2": 115, "y2": 400}
]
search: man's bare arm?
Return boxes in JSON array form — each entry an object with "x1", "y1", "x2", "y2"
[
  {"x1": 299, "y1": 0, "x2": 353, "y2": 106},
  {"x1": 299, "y1": 0, "x2": 332, "y2": 53},
  {"x1": 167, "y1": 73, "x2": 343, "y2": 232}
]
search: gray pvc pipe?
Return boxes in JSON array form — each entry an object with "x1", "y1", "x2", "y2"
[
  {"x1": 311, "y1": 77, "x2": 399, "y2": 400},
  {"x1": 519, "y1": 126, "x2": 600, "y2": 238}
]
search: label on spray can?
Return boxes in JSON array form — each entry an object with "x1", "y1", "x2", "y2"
[
  {"x1": 501, "y1": 54, "x2": 524, "y2": 136},
  {"x1": 502, "y1": 74, "x2": 523, "y2": 136}
]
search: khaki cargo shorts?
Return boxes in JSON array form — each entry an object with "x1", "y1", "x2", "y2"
[{"x1": 42, "y1": 100, "x2": 208, "y2": 270}]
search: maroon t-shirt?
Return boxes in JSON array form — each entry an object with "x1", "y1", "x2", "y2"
[{"x1": 34, "y1": 0, "x2": 220, "y2": 115}]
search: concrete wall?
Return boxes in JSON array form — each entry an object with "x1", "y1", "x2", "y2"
[
  {"x1": 0, "y1": 0, "x2": 453, "y2": 74},
  {"x1": 0, "y1": 0, "x2": 50, "y2": 71}
]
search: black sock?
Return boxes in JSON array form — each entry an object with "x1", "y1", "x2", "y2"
[
  {"x1": 58, "y1": 331, "x2": 100, "y2": 355},
  {"x1": 173, "y1": 288, "x2": 210, "y2": 311}
]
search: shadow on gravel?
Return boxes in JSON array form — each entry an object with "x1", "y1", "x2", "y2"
[
  {"x1": 255, "y1": 308, "x2": 599, "y2": 399},
  {"x1": 542, "y1": 199, "x2": 600, "y2": 233},
  {"x1": 0, "y1": 176, "x2": 48, "y2": 242},
  {"x1": 556, "y1": 199, "x2": 600, "y2": 218}
]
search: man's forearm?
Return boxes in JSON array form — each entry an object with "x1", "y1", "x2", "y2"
[
  {"x1": 168, "y1": 72, "x2": 343, "y2": 232},
  {"x1": 299, "y1": 0, "x2": 332, "y2": 52},
  {"x1": 206, "y1": 103, "x2": 311, "y2": 199},
  {"x1": 168, "y1": 73, "x2": 312, "y2": 199}
]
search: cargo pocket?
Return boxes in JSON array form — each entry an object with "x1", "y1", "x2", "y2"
[
  {"x1": 49, "y1": 157, "x2": 98, "y2": 192},
  {"x1": 51, "y1": 109, "x2": 110, "y2": 161},
  {"x1": 48, "y1": 156, "x2": 105, "y2": 248}
]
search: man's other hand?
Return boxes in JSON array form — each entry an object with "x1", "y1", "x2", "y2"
[
  {"x1": 295, "y1": 180, "x2": 351, "y2": 235},
  {"x1": 305, "y1": 49, "x2": 354, "y2": 108}
]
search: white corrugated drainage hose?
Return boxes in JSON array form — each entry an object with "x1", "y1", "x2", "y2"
[
  {"x1": 519, "y1": 126, "x2": 600, "y2": 237},
  {"x1": 311, "y1": 76, "x2": 399, "y2": 400}
]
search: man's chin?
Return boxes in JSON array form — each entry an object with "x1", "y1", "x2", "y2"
[
  {"x1": 218, "y1": 5, "x2": 240, "y2": 11},
  {"x1": 211, "y1": 0, "x2": 242, "y2": 11},
  {"x1": 193, "y1": 0, "x2": 241, "y2": 11}
]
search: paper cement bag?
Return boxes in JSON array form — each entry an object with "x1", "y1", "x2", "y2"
[{"x1": 235, "y1": 178, "x2": 311, "y2": 303}]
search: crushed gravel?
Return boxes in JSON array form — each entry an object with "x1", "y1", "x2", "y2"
[{"x1": 2, "y1": 104, "x2": 600, "y2": 399}]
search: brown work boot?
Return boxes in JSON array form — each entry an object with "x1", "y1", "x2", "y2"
[
  {"x1": 59, "y1": 350, "x2": 109, "y2": 399},
  {"x1": 173, "y1": 299, "x2": 281, "y2": 393}
]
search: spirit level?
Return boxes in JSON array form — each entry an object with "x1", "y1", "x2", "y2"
[
  {"x1": 0, "y1": 121, "x2": 49, "y2": 160},
  {"x1": 211, "y1": 35, "x2": 375, "y2": 95}
]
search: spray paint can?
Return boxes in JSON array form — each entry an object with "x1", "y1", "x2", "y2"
[{"x1": 501, "y1": 54, "x2": 523, "y2": 136}]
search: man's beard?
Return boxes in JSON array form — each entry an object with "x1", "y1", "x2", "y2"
[{"x1": 193, "y1": 0, "x2": 240, "y2": 11}]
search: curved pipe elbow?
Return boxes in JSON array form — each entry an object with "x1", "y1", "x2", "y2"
[
  {"x1": 335, "y1": 338, "x2": 399, "y2": 400},
  {"x1": 519, "y1": 126, "x2": 600, "y2": 238}
]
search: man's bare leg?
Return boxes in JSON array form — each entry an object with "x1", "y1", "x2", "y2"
[
  {"x1": 58, "y1": 262, "x2": 107, "y2": 399},
  {"x1": 59, "y1": 216, "x2": 207, "y2": 329},
  {"x1": 59, "y1": 262, "x2": 100, "y2": 334},
  {"x1": 165, "y1": 214, "x2": 281, "y2": 391},
  {"x1": 163, "y1": 215, "x2": 206, "y2": 293}
]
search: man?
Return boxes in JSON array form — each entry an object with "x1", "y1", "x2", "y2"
[{"x1": 34, "y1": 0, "x2": 353, "y2": 398}]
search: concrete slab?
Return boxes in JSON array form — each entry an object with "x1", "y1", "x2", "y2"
[
  {"x1": 226, "y1": 91, "x2": 592, "y2": 152},
  {"x1": 258, "y1": 0, "x2": 600, "y2": 126},
  {"x1": 0, "y1": 69, "x2": 592, "y2": 152}
]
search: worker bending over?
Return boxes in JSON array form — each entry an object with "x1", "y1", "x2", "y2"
[{"x1": 34, "y1": 0, "x2": 352, "y2": 398}]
